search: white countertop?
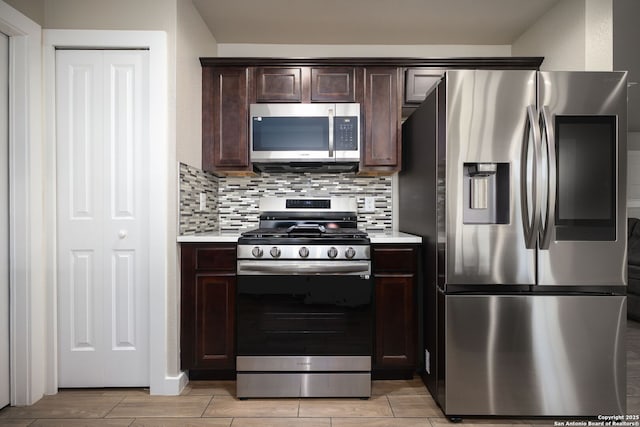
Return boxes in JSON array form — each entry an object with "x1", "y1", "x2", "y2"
[
  {"x1": 177, "y1": 231, "x2": 243, "y2": 243},
  {"x1": 177, "y1": 230, "x2": 422, "y2": 244},
  {"x1": 367, "y1": 231, "x2": 422, "y2": 244}
]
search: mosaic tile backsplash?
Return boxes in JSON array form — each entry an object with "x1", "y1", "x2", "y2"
[
  {"x1": 179, "y1": 163, "x2": 219, "y2": 234},
  {"x1": 179, "y1": 163, "x2": 393, "y2": 234}
]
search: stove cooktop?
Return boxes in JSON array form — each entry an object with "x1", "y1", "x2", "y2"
[{"x1": 241, "y1": 226, "x2": 368, "y2": 239}]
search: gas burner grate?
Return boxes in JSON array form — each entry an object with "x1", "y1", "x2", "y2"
[{"x1": 240, "y1": 227, "x2": 368, "y2": 240}]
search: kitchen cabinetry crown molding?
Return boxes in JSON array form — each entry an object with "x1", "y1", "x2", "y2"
[{"x1": 200, "y1": 57, "x2": 544, "y2": 69}]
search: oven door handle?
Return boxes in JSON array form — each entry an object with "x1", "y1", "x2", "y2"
[{"x1": 237, "y1": 260, "x2": 371, "y2": 276}]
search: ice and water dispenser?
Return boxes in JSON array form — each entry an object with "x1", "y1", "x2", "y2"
[{"x1": 463, "y1": 162, "x2": 509, "y2": 224}]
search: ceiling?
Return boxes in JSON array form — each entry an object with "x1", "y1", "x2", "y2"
[{"x1": 192, "y1": 0, "x2": 562, "y2": 45}]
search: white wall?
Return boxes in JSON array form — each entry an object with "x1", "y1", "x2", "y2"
[
  {"x1": 585, "y1": 0, "x2": 613, "y2": 71},
  {"x1": 176, "y1": 0, "x2": 217, "y2": 168},
  {"x1": 217, "y1": 43, "x2": 510, "y2": 57},
  {"x1": 43, "y1": 0, "x2": 176, "y2": 31},
  {"x1": 512, "y1": 0, "x2": 586, "y2": 71},
  {"x1": 512, "y1": 0, "x2": 613, "y2": 71}
]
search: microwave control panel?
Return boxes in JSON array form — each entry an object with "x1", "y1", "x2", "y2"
[{"x1": 334, "y1": 117, "x2": 359, "y2": 151}]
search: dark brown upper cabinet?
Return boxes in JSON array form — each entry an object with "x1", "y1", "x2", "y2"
[
  {"x1": 255, "y1": 67, "x2": 302, "y2": 102},
  {"x1": 202, "y1": 66, "x2": 252, "y2": 175},
  {"x1": 255, "y1": 66, "x2": 356, "y2": 103},
  {"x1": 404, "y1": 68, "x2": 445, "y2": 104},
  {"x1": 310, "y1": 67, "x2": 355, "y2": 102},
  {"x1": 360, "y1": 67, "x2": 402, "y2": 174}
]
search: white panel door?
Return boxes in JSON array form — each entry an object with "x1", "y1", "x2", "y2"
[
  {"x1": 0, "y1": 32, "x2": 10, "y2": 408},
  {"x1": 56, "y1": 49, "x2": 149, "y2": 387}
]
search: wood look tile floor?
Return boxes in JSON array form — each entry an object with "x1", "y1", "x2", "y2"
[{"x1": 1, "y1": 320, "x2": 639, "y2": 427}]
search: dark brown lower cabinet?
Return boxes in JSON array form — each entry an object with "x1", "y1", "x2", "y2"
[
  {"x1": 180, "y1": 243, "x2": 236, "y2": 379},
  {"x1": 372, "y1": 244, "x2": 419, "y2": 379}
]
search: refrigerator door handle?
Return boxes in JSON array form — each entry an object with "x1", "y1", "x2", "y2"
[
  {"x1": 328, "y1": 107, "x2": 335, "y2": 158},
  {"x1": 521, "y1": 105, "x2": 541, "y2": 249},
  {"x1": 539, "y1": 105, "x2": 557, "y2": 250}
]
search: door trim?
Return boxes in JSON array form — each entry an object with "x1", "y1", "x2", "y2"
[
  {"x1": 44, "y1": 30, "x2": 184, "y2": 396},
  {"x1": 0, "y1": 30, "x2": 10, "y2": 410},
  {"x1": 0, "y1": 1, "x2": 43, "y2": 406}
]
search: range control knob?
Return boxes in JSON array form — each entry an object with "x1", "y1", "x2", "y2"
[
  {"x1": 327, "y1": 247, "x2": 339, "y2": 259},
  {"x1": 299, "y1": 247, "x2": 310, "y2": 258},
  {"x1": 345, "y1": 247, "x2": 356, "y2": 259},
  {"x1": 251, "y1": 246, "x2": 264, "y2": 258},
  {"x1": 270, "y1": 246, "x2": 281, "y2": 258}
]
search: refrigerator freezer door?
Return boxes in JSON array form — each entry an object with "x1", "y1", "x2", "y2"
[
  {"x1": 445, "y1": 70, "x2": 537, "y2": 285},
  {"x1": 444, "y1": 294, "x2": 626, "y2": 416},
  {"x1": 537, "y1": 71, "x2": 627, "y2": 286}
]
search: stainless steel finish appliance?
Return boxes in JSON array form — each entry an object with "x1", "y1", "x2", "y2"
[
  {"x1": 399, "y1": 70, "x2": 627, "y2": 417},
  {"x1": 236, "y1": 197, "x2": 372, "y2": 398},
  {"x1": 250, "y1": 103, "x2": 360, "y2": 172}
]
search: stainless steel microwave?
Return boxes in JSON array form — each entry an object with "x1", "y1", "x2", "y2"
[{"x1": 249, "y1": 103, "x2": 361, "y2": 168}]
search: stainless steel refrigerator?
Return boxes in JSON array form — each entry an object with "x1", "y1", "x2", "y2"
[{"x1": 399, "y1": 69, "x2": 628, "y2": 417}]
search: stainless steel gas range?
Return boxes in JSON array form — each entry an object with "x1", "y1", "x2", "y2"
[{"x1": 236, "y1": 197, "x2": 372, "y2": 398}]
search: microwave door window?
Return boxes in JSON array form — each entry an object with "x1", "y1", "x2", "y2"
[
  {"x1": 253, "y1": 117, "x2": 329, "y2": 151},
  {"x1": 555, "y1": 115, "x2": 616, "y2": 241}
]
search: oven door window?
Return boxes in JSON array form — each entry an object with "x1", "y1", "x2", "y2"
[{"x1": 237, "y1": 275, "x2": 373, "y2": 356}]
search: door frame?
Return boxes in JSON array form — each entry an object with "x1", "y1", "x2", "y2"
[
  {"x1": 44, "y1": 30, "x2": 183, "y2": 396},
  {"x1": 0, "y1": 29, "x2": 10, "y2": 410},
  {"x1": 0, "y1": 1, "x2": 42, "y2": 406}
]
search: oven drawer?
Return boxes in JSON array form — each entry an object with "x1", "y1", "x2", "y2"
[
  {"x1": 237, "y1": 355, "x2": 371, "y2": 372},
  {"x1": 237, "y1": 372, "x2": 371, "y2": 398}
]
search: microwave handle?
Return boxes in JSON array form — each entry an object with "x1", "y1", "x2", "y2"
[{"x1": 328, "y1": 108, "x2": 334, "y2": 158}]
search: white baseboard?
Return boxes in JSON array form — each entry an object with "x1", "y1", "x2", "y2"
[{"x1": 151, "y1": 371, "x2": 188, "y2": 396}]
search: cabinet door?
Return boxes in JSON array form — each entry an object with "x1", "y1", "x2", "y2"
[
  {"x1": 180, "y1": 244, "x2": 236, "y2": 372},
  {"x1": 194, "y1": 275, "x2": 236, "y2": 370},
  {"x1": 202, "y1": 67, "x2": 250, "y2": 173},
  {"x1": 362, "y1": 67, "x2": 401, "y2": 171},
  {"x1": 255, "y1": 67, "x2": 302, "y2": 102},
  {"x1": 311, "y1": 67, "x2": 355, "y2": 102},
  {"x1": 372, "y1": 245, "x2": 418, "y2": 377},
  {"x1": 404, "y1": 68, "x2": 444, "y2": 104},
  {"x1": 375, "y1": 275, "x2": 416, "y2": 371}
]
